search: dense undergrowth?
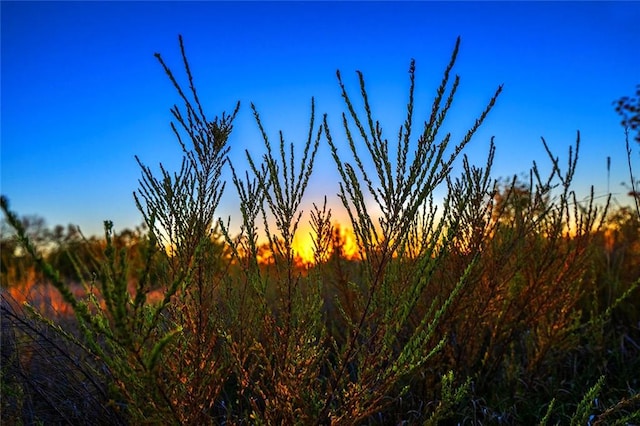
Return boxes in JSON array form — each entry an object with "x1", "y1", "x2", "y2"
[{"x1": 2, "y1": 36, "x2": 639, "y2": 425}]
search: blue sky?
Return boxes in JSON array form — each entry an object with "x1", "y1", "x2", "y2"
[{"x1": 2, "y1": 1, "x2": 639, "y2": 239}]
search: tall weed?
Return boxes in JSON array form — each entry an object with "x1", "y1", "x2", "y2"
[{"x1": 2, "y1": 36, "x2": 639, "y2": 424}]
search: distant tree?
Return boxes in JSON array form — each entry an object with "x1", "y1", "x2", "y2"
[
  {"x1": 490, "y1": 178, "x2": 551, "y2": 229},
  {"x1": 614, "y1": 84, "x2": 640, "y2": 144},
  {"x1": 0, "y1": 215, "x2": 49, "y2": 287}
]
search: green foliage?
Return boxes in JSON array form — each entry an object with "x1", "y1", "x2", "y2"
[
  {"x1": 570, "y1": 375, "x2": 604, "y2": 426},
  {"x1": 424, "y1": 370, "x2": 472, "y2": 425}
]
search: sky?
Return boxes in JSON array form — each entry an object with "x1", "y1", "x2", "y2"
[{"x1": 2, "y1": 1, "x2": 640, "y2": 250}]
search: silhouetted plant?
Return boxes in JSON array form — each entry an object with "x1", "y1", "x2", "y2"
[
  {"x1": 615, "y1": 84, "x2": 640, "y2": 144},
  {"x1": 318, "y1": 36, "x2": 503, "y2": 422},
  {"x1": 614, "y1": 85, "x2": 640, "y2": 218}
]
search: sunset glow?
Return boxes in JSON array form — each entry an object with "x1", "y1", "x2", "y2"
[{"x1": 293, "y1": 222, "x2": 361, "y2": 265}]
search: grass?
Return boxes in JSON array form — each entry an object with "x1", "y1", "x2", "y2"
[{"x1": 2, "y1": 35, "x2": 639, "y2": 425}]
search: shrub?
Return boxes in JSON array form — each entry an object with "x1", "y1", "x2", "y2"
[{"x1": 2, "y1": 35, "x2": 639, "y2": 424}]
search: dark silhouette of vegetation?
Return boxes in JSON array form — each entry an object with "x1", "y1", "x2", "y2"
[
  {"x1": 2, "y1": 36, "x2": 639, "y2": 424},
  {"x1": 615, "y1": 84, "x2": 640, "y2": 218},
  {"x1": 615, "y1": 84, "x2": 640, "y2": 144}
]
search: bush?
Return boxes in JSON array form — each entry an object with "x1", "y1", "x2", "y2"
[{"x1": 2, "y1": 36, "x2": 639, "y2": 424}]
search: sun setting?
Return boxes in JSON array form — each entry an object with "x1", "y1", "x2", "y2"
[{"x1": 293, "y1": 221, "x2": 362, "y2": 265}]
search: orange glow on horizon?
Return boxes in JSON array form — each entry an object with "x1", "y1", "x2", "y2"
[
  {"x1": 292, "y1": 222, "x2": 361, "y2": 265},
  {"x1": 2, "y1": 281, "x2": 165, "y2": 320}
]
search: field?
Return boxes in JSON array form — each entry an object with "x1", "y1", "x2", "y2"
[{"x1": 1, "y1": 37, "x2": 639, "y2": 425}]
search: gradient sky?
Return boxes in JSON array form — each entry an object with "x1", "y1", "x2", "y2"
[{"x1": 2, "y1": 1, "x2": 639, "y2": 241}]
